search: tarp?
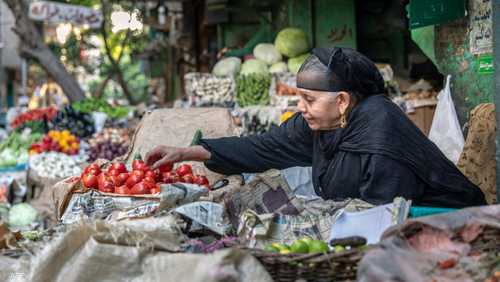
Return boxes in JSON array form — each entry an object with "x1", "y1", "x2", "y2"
[{"x1": 358, "y1": 204, "x2": 500, "y2": 282}]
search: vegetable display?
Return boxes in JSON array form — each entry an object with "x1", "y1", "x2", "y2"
[
  {"x1": 274, "y1": 27, "x2": 310, "y2": 58},
  {"x1": 73, "y1": 98, "x2": 130, "y2": 119},
  {"x1": 50, "y1": 105, "x2": 95, "y2": 138},
  {"x1": 30, "y1": 130, "x2": 80, "y2": 155},
  {"x1": 212, "y1": 57, "x2": 242, "y2": 77},
  {"x1": 240, "y1": 59, "x2": 269, "y2": 76},
  {"x1": 288, "y1": 53, "x2": 310, "y2": 74},
  {"x1": 29, "y1": 152, "x2": 84, "y2": 179},
  {"x1": 10, "y1": 108, "x2": 57, "y2": 129},
  {"x1": 253, "y1": 43, "x2": 282, "y2": 65},
  {"x1": 269, "y1": 62, "x2": 288, "y2": 74},
  {"x1": 236, "y1": 74, "x2": 271, "y2": 107},
  {"x1": 87, "y1": 128, "x2": 130, "y2": 161},
  {"x1": 0, "y1": 131, "x2": 42, "y2": 168},
  {"x1": 81, "y1": 162, "x2": 209, "y2": 195}
]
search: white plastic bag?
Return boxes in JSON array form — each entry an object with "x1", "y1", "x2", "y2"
[{"x1": 428, "y1": 75, "x2": 464, "y2": 164}]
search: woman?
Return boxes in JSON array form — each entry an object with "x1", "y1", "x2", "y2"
[{"x1": 146, "y1": 47, "x2": 486, "y2": 208}]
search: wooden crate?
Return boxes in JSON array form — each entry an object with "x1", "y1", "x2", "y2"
[{"x1": 407, "y1": 105, "x2": 436, "y2": 136}]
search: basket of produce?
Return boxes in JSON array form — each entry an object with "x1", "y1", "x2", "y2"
[
  {"x1": 49, "y1": 105, "x2": 95, "y2": 138},
  {"x1": 184, "y1": 72, "x2": 235, "y2": 106},
  {"x1": 236, "y1": 73, "x2": 272, "y2": 107},
  {"x1": 0, "y1": 131, "x2": 42, "y2": 170},
  {"x1": 247, "y1": 236, "x2": 368, "y2": 282},
  {"x1": 73, "y1": 98, "x2": 130, "y2": 119},
  {"x1": 86, "y1": 128, "x2": 130, "y2": 161}
]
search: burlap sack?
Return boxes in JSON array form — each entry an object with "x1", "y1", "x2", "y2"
[
  {"x1": 457, "y1": 103, "x2": 497, "y2": 204},
  {"x1": 122, "y1": 108, "x2": 239, "y2": 184},
  {"x1": 23, "y1": 218, "x2": 272, "y2": 282}
]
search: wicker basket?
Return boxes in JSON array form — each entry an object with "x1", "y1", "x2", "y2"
[{"x1": 247, "y1": 247, "x2": 366, "y2": 282}]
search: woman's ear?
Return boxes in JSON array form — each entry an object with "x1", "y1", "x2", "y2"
[{"x1": 336, "y1": 91, "x2": 351, "y2": 114}]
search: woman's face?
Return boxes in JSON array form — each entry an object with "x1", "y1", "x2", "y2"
[{"x1": 297, "y1": 89, "x2": 350, "y2": 130}]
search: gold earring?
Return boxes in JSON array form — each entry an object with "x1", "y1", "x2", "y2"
[{"x1": 340, "y1": 113, "x2": 347, "y2": 128}]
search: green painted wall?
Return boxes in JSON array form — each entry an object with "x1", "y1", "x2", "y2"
[
  {"x1": 434, "y1": 20, "x2": 494, "y2": 126},
  {"x1": 411, "y1": 10, "x2": 493, "y2": 126},
  {"x1": 288, "y1": 0, "x2": 356, "y2": 49},
  {"x1": 314, "y1": 0, "x2": 356, "y2": 49}
]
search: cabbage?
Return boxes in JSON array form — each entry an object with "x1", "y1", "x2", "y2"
[
  {"x1": 212, "y1": 57, "x2": 242, "y2": 77},
  {"x1": 269, "y1": 62, "x2": 288, "y2": 73},
  {"x1": 274, "y1": 28, "x2": 310, "y2": 58},
  {"x1": 240, "y1": 59, "x2": 269, "y2": 76},
  {"x1": 253, "y1": 43, "x2": 282, "y2": 65},
  {"x1": 288, "y1": 53, "x2": 310, "y2": 74},
  {"x1": 8, "y1": 203, "x2": 38, "y2": 227}
]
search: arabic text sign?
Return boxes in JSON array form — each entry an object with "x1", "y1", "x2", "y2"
[{"x1": 29, "y1": 1, "x2": 103, "y2": 28}]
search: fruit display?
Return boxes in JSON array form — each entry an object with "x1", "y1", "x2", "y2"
[
  {"x1": 30, "y1": 130, "x2": 80, "y2": 155},
  {"x1": 73, "y1": 98, "x2": 130, "y2": 119},
  {"x1": 264, "y1": 237, "x2": 330, "y2": 254},
  {"x1": 29, "y1": 152, "x2": 84, "y2": 179},
  {"x1": 10, "y1": 108, "x2": 57, "y2": 129},
  {"x1": 80, "y1": 161, "x2": 210, "y2": 195},
  {"x1": 87, "y1": 128, "x2": 130, "y2": 161},
  {"x1": 49, "y1": 105, "x2": 95, "y2": 138},
  {"x1": 0, "y1": 131, "x2": 42, "y2": 168}
]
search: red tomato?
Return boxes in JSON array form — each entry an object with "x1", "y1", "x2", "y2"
[
  {"x1": 158, "y1": 163, "x2": 173, "y2": 173},
  {"x1": 181, "y1": 174, "x2": 194, "y2": 184},
  {"x1": 117, "y1": 173, "x2": 129, "y2": 185},
  {"x1": 85, "y1": 163, "x2": 101, "y2": 174},
  {"x1": 87, "y1": 168, "x2": 101, "y2": 176},
  {"x1": 153, "y1": 169, "x2": 162, "y2": 181},
  {"x1": 161, "y1": 172, "x2": 177, "y2": 184},
  {"x1": 115, "y1": 185, "x2": 130, "y2": 195},
  {"x1": 126, "y1": 174, "x2": 142, "y2": 188},
  {"x1": 144, "y1": 176, "x2": 156, "y2": 184},
  {"x1": 131, "y1": 170, "x2": 145, "y2": 179},
  {"x1": 97, "y1": 173, "x2": 108, "y2": 187},
  {"x1": 176, "y1": 164, "x2": 192, "y2": 177},
  {"x1": 82, "y1": 174, "x2": 98, "y2": 189},
  {"x1": 150, "y1": 184, "x2": 161, "y2": 194},
  {"x1": 130, "y1": 182, "x2": 150, "y2": 195},
  {"x1": 132, "y1": 160, "x2": 148, "y2": 171},
  {"x1": 111, "y1": 163, "x2": 127, "y2": 173},
  {"x1": 194, "y1": 175, "x2": 209, "y2": 186},
  {"x1": 145, "y1": 170, "x2": 157, "y2": 180},
  {"x1": 107, "y1": 168, "x2": 120, "y2": 177},
  {"x1": 99, "y1": 180, "x2": 114, "y2": 193}
]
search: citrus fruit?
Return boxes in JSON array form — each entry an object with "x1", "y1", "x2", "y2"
[
  {"x1": 290, "y1": 240, "x2": 309, "y2": 254},
  {"x1": 308, "y1": 240, "x2": 329, "y2": 253}
]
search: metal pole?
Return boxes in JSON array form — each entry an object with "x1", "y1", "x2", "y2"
[{"x1": 493, "y1": 0, "x2": 500, "y2": 203}]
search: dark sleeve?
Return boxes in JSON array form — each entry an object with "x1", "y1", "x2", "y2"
[
  {"x1": 358, "y1": 154, "x2": 425, "y2": 205},
  {"x1": 199, "y1": 113, "x2": 313, "y2": 175}
]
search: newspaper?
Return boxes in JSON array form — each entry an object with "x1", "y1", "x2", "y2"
[
  {"x1": 174, "y1": 201, "x2": 232, "y2": 236},
  {"x1": 60, "y1": 190, "x2": 160, "y2": 224},
  {"x1": 159, "y1": 183, "x2": 209, "y2": 209},
  {"x1": 237, "y1": 198, "x2": 376, "y2": 248}
]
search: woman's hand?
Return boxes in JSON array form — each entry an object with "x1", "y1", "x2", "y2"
[{"x1": 145, "y1": 145, "x2": 211, "y2": 169}]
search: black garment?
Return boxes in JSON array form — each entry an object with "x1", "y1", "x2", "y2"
[
  {"x1": 297, "y1": 47, "x2": 385, "y2": 95},
  {"x1": 200, "y1": 95, "x2": 486, "y2": 208}
]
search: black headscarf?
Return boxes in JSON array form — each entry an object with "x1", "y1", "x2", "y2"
[{"x1": 297, "y1": 47, "x2": 385, "y2": 96}]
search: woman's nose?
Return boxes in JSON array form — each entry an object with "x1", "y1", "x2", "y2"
[{"x1": 297, "y1": 99, "x2": 306, "y2": 113}]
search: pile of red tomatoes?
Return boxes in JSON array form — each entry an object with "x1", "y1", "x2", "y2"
[{"x1": 80, "y1": 161, "x2": 209, "y2": 195}]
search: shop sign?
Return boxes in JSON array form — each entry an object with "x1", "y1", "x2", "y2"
[
  {"x1": 477, "y1": 54, "x2": 494, "y2": 75},
  {"x1": 29, "y1": 1, "x2": 103, "y2": 28}
]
